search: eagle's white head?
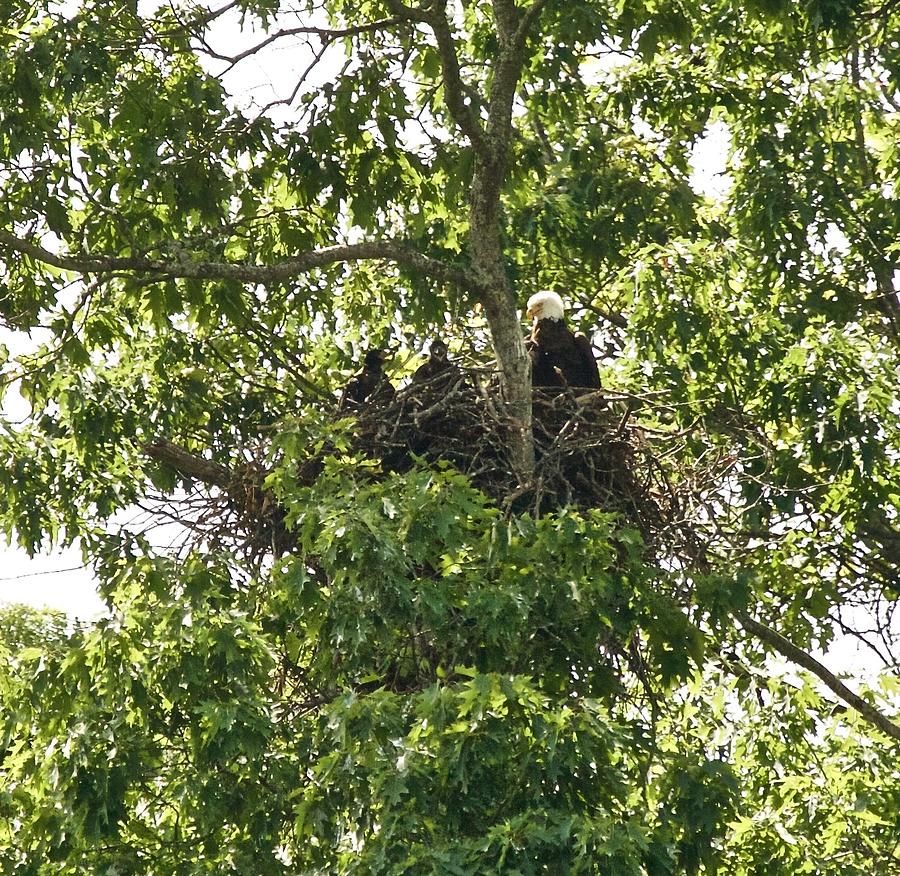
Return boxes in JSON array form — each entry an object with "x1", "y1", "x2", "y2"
[{"x1": 526, "y1": 290, "x2": 566, "y2": 322}]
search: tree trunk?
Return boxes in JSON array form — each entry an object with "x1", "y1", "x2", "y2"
[
  {"x1": 469, "y1": 150, "x2": 534, "y2": 484},
  {"x1": 465, "y1": 12, "x2": 541, "y2": 485}
]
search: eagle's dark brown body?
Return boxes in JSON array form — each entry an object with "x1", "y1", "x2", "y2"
[
  {"x1": 339, "y1": 351, "x2": 394, "y2": 410},
  {"x1": 411, "y1": 339, "x2": 455, "y2": 385},
  {"x1": 529, "y1": 318, "x2": 600, "y2": 389}
]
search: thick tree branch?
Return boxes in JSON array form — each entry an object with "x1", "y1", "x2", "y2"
[
  {"x1": 491, "y1": 0, "x2": 519, "y2": 42},
  {"x1": 144, "y1": 438, "x2": 233, "y2": 489},
  {"x1": 0, "y1": 231, "x2": 477, "y2": 292},
  {"x1": 484, "y1": 0, "x2": 544, "y2": 145},
  {"x1": 516, "y1": 0, "x2": 552, "y2": 44},
  {"x1": 847, "y1": 44, "x2": 900, "y2": 337},
  {"x1": 737, "y1": 610, "x2": 900, "y2": 742},
  {"x1": 428, "y1": 12, "x2": 489, "y2": 154},
  {"x1": 385, "y1": 0, "x2": 488, "y2": 155}
]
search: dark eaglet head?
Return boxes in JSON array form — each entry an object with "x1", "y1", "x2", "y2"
[
  {"x1": 363, "y1": 349, "x2": 389, "y2": 368},
  {"x1": 430, "y1": 339, "x2": 448, "y2": 361}
]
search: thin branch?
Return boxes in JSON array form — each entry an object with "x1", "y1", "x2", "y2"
[
  {"x1": 520, "y1": 84, "x2": 555, "y2": 166},
  {"x1": 737, "y1": 610, "x2": 900, "y2": 742},
  {"x1": 858, "y1": 0, "x2": 900, "y2": 20},
  {"x1": 212, "y1": 16, "x2": 407, "y2": 73},
  {"x1": 132, "y1": 0, "x2": 243, "y2": 46},
  {"x1": 850, "y1": 43, "x2": 875, "y2": 185},
  {"x1": 162, "y1": 0, "x2": 242, "y2": 34},
  {"x1": 258, "y1": 36, "x2": 336, "y2": 113},
  {"x1": 877, "y1": 79, "x2": 900, "y2": 112},
  {"x1": 0, "y1": 231, "x2": 478, "y2": 293},
  {"x1": 0, "y1": 565, "x2": 88, "y2": 582}
]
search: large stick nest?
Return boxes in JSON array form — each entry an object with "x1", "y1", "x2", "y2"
[
  {"x1": 349, "y1": 368, "x2": 680, "y2": 546},
  {"x1": 146, "y1": 365, "x2": 721, "y2": 564}
]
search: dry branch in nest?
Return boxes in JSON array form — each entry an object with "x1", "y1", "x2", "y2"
[
  {"x1": 145, "y1": 365, "x2": 719, "y2": 564},
  {"x1": 143, "y1": 439, "x2": 292, "y2": 558}
]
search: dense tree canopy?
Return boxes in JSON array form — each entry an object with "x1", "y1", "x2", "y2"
[{"x1": 1, "y1": 0, "x2": 899, "y2": 872}]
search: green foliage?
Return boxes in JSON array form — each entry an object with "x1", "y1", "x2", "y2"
[{"x1": 0, "y1": 0, "x2": 898, "y2": 872}]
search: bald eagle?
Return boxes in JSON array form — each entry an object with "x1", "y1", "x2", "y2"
[
  {"x1": 411, "y1": 338, "x2": 455, "y2": 385},
  {"x1": 526, "y1": 291, "x2": 600, "y2": 390},
  {"x1": 339, "y1": 349, "x2": 395, "y2": 411}
]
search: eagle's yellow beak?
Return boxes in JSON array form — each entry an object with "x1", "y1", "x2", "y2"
[{"x1": 526, "y1": 305, "x2": 539, "y2": 320}]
